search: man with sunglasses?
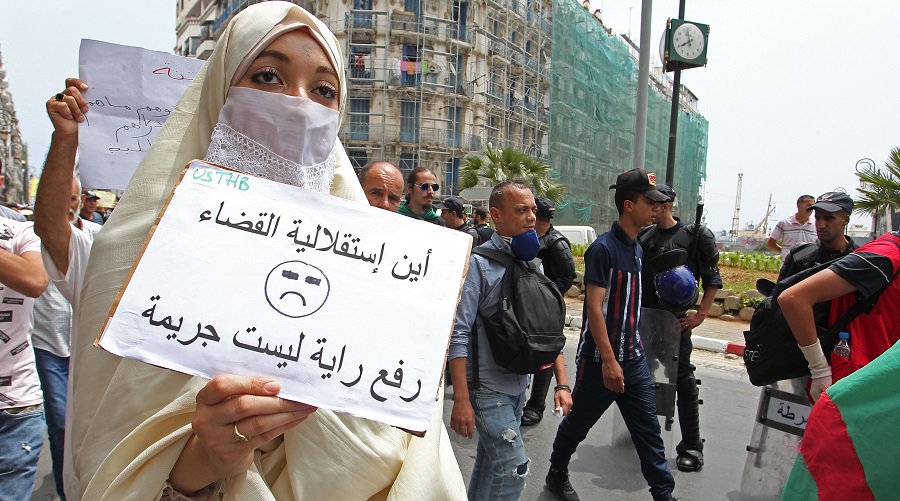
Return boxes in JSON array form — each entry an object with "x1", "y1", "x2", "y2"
[{"x1": 398, "y1": 167, "x2": 445, "y2": 226}]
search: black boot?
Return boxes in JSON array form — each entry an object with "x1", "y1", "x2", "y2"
[
  {"x1": 546, "y1": 467, "x2": 579, "y2": 501},
  {"x1": 522, "y1": 367, "x2": 553, "y2": 426},
  {"x1": 676, "y1": 363, "x2": 703, "y2": 472}
]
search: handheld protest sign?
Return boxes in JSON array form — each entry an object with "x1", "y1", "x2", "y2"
[
  {"x1": 77, "y1": 39, "x2": 204, "y2": 189},
  {"x1": 97, "y1": 160, "x2": 471, "y2": 433}
]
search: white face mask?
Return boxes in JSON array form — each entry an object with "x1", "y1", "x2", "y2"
[{"x1": 204, "y1": 86, "x2": 340, "y2": 193}]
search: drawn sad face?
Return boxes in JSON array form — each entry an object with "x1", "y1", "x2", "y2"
[{"x1": 265, "y1": 261, "x2": 330, "y2": 318}]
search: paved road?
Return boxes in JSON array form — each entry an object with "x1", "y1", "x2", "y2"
[
  {"x1": 33, "y1": 324, "x2": 757, "y2": 501},
  {"x1": 444, "y1": 327, "x2": 760, "y2": 501}
]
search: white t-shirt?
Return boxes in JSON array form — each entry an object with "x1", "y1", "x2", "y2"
[
  {"x1": 0, "y1": 218, "x2": 43, "y2": 409},
  {"x1": 43, "y1": 224, "x2": 94, "y2": 499},
  {"x1": 34, "y1": 220, "x2": 101, "y2": 357}
]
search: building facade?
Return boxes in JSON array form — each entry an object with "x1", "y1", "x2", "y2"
[
  {"x1": 0, "y1": 46, "x2": 27, "y2": 204},
  {"x1": 175, "y1": 0, "x2": 708, "y2": 229}
]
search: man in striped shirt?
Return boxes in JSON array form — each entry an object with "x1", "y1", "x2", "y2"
[
  {"x1": 767, "y1": 195, "x2": 817, "y2": 259},
  {"x1": 545, "y1": 169, "x2": 677, "y2": 501}
]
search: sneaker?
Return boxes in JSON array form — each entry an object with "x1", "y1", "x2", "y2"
[{"x1": 545, "y1": 467, "x2": 579, "y2": 501}]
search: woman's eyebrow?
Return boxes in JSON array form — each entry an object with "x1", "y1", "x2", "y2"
[
  {"x1": 314, "y1": 63, "x2": 340, "y2": 82},
  {"x1": 256, "y1": 49, "x2": 291, "y2": 63}
]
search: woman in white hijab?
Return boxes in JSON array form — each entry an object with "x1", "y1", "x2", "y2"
[{"x1": 63, "y1": 2, "x2": 465, "y2": 499}]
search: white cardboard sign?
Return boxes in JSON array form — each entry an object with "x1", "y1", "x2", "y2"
[
  {"x1": 98, "y1": 160, "x2": 471, "y2": 432},
  {"x1": 77, "y1": 39, "x2": 204, "y2": 190}
]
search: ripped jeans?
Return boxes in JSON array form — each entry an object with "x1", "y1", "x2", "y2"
[
  {"x1": 0, "y1": 404, "x2": 44, "y2": 501},
  {"x1": 467, "y1": 384, "x2": 528, "y2": 501}
]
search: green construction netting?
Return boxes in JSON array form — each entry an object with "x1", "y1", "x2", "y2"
[{"x1": 549, "y1": 0, "x2": 709, "y2": 230}]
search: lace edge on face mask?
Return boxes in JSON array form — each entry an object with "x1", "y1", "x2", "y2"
[{"x1": 204, "y1": 123, "x2": 337, "y2": 194}]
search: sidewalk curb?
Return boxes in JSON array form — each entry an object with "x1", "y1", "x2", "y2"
[
  {"x1": 693, "y1": 336, "x2": 746, "y2": 357},
  {"x1": 565, "y1": 315, "x2": 746, "y2": 357}
]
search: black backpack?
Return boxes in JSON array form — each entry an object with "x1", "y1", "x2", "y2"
[
  {"x1": 743, "y1": 258, "x2": 891, "y2": 386},
  {"x1": 471, "y1": 247, "x2": 566, "y2": 375}
]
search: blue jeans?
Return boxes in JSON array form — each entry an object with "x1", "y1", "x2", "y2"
[
  {"x1": 550, "y1": 355, "x2": 675, "y2": 501},
  {"x1": 467, "y1": 384, "x2": 528, "y2": 501},
  {"x1": 34, "y1": 348, "x2": 69, "y2": 500},
  {"x1": 0, "y1": 404, "x2": 44, "y2": 501}
]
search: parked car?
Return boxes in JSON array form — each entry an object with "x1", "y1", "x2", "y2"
[{"x1": 554, "y1": 225, "x2": 597, "y2": 246}]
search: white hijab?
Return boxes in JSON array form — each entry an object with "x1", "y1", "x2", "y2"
[{"x1": 69, "y1": 3, "x2": 464, "y2": 499}]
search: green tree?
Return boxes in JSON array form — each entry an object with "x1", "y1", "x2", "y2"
[
  {"x1": 460, "y1": 144, "x2": 566, "y2": 204},
  {"x1": 855, "y1": 147, "x2": 900, "y2": 215}
]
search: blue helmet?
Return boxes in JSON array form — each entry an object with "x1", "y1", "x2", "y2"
[{"x1": 654, "y1": 265, "x2": 699, "y2": 311}]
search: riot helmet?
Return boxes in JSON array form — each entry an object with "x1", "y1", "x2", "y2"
[{"x1": 654, "y1": 265, "x2": 699, "y2": 311}]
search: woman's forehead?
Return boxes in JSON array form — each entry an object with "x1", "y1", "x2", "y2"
[{"x1": 259, "y1": 29, "x2": 335, "y2": 72}]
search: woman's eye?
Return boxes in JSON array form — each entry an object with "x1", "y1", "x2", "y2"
[
  {"x1": 250, "y1": 68, "x2": 283, "y2": 86},
  {"x1": 313, "y1": 83, "x2": 338, "y2": 101}
]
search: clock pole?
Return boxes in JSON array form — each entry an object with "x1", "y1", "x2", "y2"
[{"x1": 664, "y1": 0, "x2": 687, "y2": 187}]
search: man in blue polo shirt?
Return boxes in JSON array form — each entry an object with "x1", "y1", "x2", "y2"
[{"x1": 545, "y1": 168, "x2": 677, "y2": 501}]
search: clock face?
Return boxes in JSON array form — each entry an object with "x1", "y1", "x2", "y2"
[{"x1": 672, "y1": 23, "x2": 705, "y2": 61}]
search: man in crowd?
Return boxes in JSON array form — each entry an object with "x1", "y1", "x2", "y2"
[
  {"x1": 34, "y1": 80, "x2": 110, "y2": 498},
  {"x1": 778, "y1": 191, "x2": 857, "y2": 281},
  {"x1": 767, "y1": 195, "x2": 816, "y2": 259},
  {"x1": 521, "y1": 196, "x2": 576, "y2": 427},
  {"x1": 546, "y1": 169, "x2": 676, "y2": 501},
  {"x1": 79, "y1": 189, "x2": 104, "y2": 226},
  {"x1": 637, "y1": 184, "x2": 721, "y2": 473},
  {"x1": 472, "y1": 206, "x2": 495, "y2": 243},
  {"x1": 398, "y1": 167, "x2": 444, "y2": 225},
  {"x1": 31, "y1": 176, "x2": 101, "y2": 500},
  {"x1": 358, "y1": 161, "x2": 404, "y2": 213},
  {"x1": 434, "y1": 196, "x2": 481, "y2": 247},
  {"x1": 0, "y1": 209, "x2": 49, "y2": 498},
  {"x1": 449, "y1": 180, "x2": 572, "y2": 500}
]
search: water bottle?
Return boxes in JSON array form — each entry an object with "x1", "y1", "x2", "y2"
[{"x1": 833, "y1": 332, "x2": 851, "y2": 359}]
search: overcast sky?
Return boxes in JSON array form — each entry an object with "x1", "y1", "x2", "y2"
[{"x1": 2, "y1": 1, "x2": 899, "y2": 232}]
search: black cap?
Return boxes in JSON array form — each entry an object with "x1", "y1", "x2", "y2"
[
  {"x1": 433, "y1": 196, "x2": 465, "y2": 217},
  {"x1": 808, "y1": 192, "x2": 853, "y2": 215},
  {"x1": 82, "y1": 189, "x2": 100, "y2": 201},
  {"x1": 609, "y1": 168, "x2": 669, "y2": 202},
  {"x1": 655, "y1": 184, "x2": 676, "y2": 201},
  {"x1": 535, "y1": 197, "x2": 555, "y2": 219}
]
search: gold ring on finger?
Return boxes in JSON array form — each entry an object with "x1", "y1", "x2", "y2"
[{"x1": 233, "y1": 422, "x2": 251, "y2": 443}]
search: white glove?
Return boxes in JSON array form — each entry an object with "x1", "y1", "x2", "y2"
[{"x1": 809, "y1": 375, "x2": 832, "y2": 402}]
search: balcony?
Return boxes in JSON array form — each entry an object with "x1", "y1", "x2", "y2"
[{"x1": 340, "y1": 124, "x2": 483, "y2": 152}]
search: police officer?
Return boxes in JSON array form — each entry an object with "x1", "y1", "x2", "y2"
[
  {"x1": 637, "y1": 184, "x2": 721, "y2": 472},
  {"x1": 521, "y1": 197, "x2": 577, "y2": 426}
]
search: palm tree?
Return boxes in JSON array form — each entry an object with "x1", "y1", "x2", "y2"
[
  {"x1": 855, "y1": 147, "x2": 900, "y2": 216},
  {"x1": 459, "y1": 144, "x2": 566, "y2": 204}
]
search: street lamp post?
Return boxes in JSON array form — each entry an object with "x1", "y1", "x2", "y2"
[{"x1": 855, "y1": 157, "x2": 878, "y2": 237}]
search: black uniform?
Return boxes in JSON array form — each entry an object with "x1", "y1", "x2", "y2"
[
  {"x1": 522, "y1": 226, "x2": 577, "y2": 423},
  {"x1": 637, "y1": 218, "x2": 721, "y2": 470},
  {"x1": 455, "y1": 221, "x2": 483, "y2": 248},
  {"x1": 474, "y1": 223, "x2": 495, "y2": 245},
  {"x1": 778, "y1": 238, "x2": 858, "y2": 282}
]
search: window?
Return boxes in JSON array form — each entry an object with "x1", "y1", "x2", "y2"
[
  {"x1": 351, "y1": 47, "x2": 372, "y2": 80},
  {"x1": 401, "y1": 44, "x2": 421, "y2": 86},
  {"x1": 353, "y1": 0, "x2": 373, "y2": 28},
  {"x1": 400, "y1": 100, "x2": 420, "y2": 143},
  {"x1": 448, "y1": 107, "x2": 463, "y2": 147},
  {"x1": 400, "y1": 153, "x2": 418, "y2": 176},
  {"x1": 451, "y1": 1, "x2": 468, "y2": 40},
  {"x1": 404, "y1": 0, "x2": 422, "y2": 20},
  {"x1": 347, "y1": 149, "x2": 368, "y2": 172},
  {"x1": 349, "y1": 98, "x2": 370, "y2": 140},
  {"x1": 445, "y1": 158, "x2": 460, "y2": 194}
]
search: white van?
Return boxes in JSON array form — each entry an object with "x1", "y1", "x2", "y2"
[{"x1": 554, "y1": 225, "x2": 597, "y2": 246}]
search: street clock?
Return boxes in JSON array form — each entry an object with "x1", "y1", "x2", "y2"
[{"x1": 663, "y1": 18, "x2": 709, "y2": 72}]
